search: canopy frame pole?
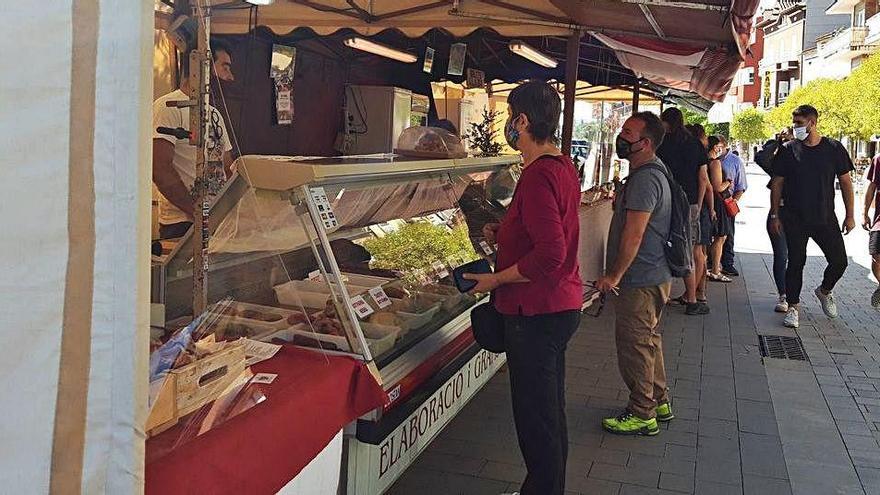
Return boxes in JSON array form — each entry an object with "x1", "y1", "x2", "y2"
[
  {"x1": 638, "y1": 4, "x2": 666, "y2": 39},
  {"x1": 448, "y1": 8, "x2": 717, "y2": 45},
  {"x1": 619, "y1": 0, "x2": 728, "y2": 12},
  {"x1": 632, "y1": 79, "x2": 640, "y2": 114},
  {"x1": 561, "y1": 31, "x2": 581, "y2": 157},
  {"x1": 191, "y1": 0, "x2": 212, "y2": 315}
]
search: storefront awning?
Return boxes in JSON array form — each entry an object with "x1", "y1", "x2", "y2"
[
  {"x1": 208, "y1": 0, "x2": 760, "y2": 101},
  {"x1": 552, "y1": 0, "x2": 761, "y2": 101}
]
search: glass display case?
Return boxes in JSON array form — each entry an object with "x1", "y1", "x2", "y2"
[{"x1": 151, "y1": 153, "x2": 519, "y2": 403}]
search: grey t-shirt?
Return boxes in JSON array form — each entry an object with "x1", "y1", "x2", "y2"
[{"x1": 607, "y1": 159, "x2": 673, "y2": 288}]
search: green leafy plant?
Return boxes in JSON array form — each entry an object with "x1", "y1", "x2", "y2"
[
  {"x1": 730, "y1": 107, "x2": 769, "y2": 144},
  {"x1": 363, "y1": 221, "x2": 477, "y2": 274},
  {"x1": 465, "y1": 109, "x2": 504, "y2": 157}
]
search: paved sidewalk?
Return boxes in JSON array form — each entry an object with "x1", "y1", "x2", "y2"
[
  {"x1": 387, "y1": 267, "x2": 783, "y2": 494},
  {"x1": 387, "y1": 249, "x2": 880, "y2": 495}
]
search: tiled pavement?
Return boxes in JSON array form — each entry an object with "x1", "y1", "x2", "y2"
[{"x1": 387, "y1": 250, "x2": 880, "y2": 495}]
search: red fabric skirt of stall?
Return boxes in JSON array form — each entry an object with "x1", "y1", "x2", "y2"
[{"x1": 146, "y1": 345, "x2": 387, "y2": 495}]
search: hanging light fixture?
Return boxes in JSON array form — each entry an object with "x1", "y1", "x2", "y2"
[
  {"x1": 343, "y1": 37, "x2": 418, "y2": 63},
  {"x1": 508, "y1": 40, "x2": 558, "y2": 68}
]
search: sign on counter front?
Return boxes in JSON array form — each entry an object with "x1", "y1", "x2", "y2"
[{"x1": 348, "y1": 349, "x2": 506, "y2": 495}]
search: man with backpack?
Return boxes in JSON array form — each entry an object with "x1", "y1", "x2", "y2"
[{"x1": 598, "y1": 111, "x2": 688, "y2": 436}]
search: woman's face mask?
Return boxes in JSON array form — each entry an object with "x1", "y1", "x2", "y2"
[{"x1": 504, "y1": 115, "x2": 522, "y2": 150}]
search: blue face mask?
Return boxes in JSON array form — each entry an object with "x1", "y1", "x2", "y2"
[{"x1": 505, "y1": 116, "x2": 521, "y2": 150}]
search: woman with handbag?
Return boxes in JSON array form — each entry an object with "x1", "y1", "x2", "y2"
[
  {"x1": 463, "y1": 81, "x2": 582, "y2": 495},
  {"x1": 708, "y1": 136, "x2": 735, "y2": 282}
]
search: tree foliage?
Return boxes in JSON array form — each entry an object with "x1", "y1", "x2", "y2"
[
  {"x1": 679, "y1": 106, "x2": 729, "y2": 138},
  {"x1": 765, "y1": 53, "x2": 880, "y2": 140},
  {"x1": 730, "y1": 107, "x2": 769, "y2": 143}
]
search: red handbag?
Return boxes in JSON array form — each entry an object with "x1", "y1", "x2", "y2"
[{"x1": 723, "y1": 197, "x2": 740, "y2": 217}]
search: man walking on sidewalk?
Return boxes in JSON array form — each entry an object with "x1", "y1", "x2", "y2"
[
  {"x1": 719, "y1": 135, "x2": 747, "y2": 276},
  {"x1": 863, "y1": 153, "x2": 880, "y2": 307},
  {"x1": 598, "y1": 112, "x2": 673, "y2": 436},
  {"x1": 769, "y1": 105, "x2": 856, "y2": 328}
]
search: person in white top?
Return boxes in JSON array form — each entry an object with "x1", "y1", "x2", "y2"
[{"x1": 153, "y1": 38, "x2": 235, "y2": 239}]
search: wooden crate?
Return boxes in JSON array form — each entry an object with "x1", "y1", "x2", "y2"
[{"x1": 146, "y1": 343, "x2": 247, "y2": 436}]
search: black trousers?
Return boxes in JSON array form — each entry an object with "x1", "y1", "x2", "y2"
[
  {"x1": 722, "y1": 219, "x2": 736, "y2": 270},
  {"x1": 504, "y1": 310, "x2": 580, "y2": 495},
  {"x1": 783, "y1": 220, "x2": 848, "y2": 305}
]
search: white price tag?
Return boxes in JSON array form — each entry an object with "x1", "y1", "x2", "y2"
[
  {"x1": 479, "y1": 241, "x2": 494, "y2": 256},
  {"x1": 432, "y1": 260, "x2": 450, "y2": 279},
  {"x1": 309, "y1": 187, "x2": 338, "y2": 229},
  {"x1": 349, "y1": 295, "x2": 375, "y2": 319},
  {"x1": 252, "y1": 373, "x2": 277, "y2": 384},
  {"x1": 369, "y1": 286, "x2": 393, "y2": 309},
  {"x1": 308, "y1": 270, "x2": 322, "y2": 281}
]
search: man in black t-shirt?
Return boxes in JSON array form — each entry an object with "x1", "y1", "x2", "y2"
[
  {"x1": 769, "y1": 105, "x2": 856, "y2": 329},
  {"x1": 658, "y1": 108, "x2": 710, "y2": 315}
]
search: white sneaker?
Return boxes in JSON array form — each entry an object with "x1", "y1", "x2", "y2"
[
  {"x1": 784, "y1": 307, "x2": 799, "y2": 328},
  {"x1": 815, "y1": 287, "x2": 839, "y2": 318},
  {"x1": 775, "y1": 294, "x2": 789, "y2": 313}
]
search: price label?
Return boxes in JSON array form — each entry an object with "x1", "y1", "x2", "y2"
[
  {"x1": 479, "y1": 241, "x2": 494, "y2": 256},
  {"x1": 349, "y1": 295, "x2": 375, "y2": 319},
  {"x1": 432, "y1": 260, "x2": 450, "y2": 279},
  {"x1": 309, "y1": 187, "x2": 338, "y2": 229},
  {"x1": 368, "y1": 286, "x2": 393, "y2": 309}
]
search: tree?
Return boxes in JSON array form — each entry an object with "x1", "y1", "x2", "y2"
[
  {"x1": 730, "y1": 107, "x2": 769, "y2": 144},
  {"x1": 679, "y1": 106, "x2": 728, "y2": 137}
]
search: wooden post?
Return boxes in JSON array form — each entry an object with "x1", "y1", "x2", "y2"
[
  {"x1": 561, "y1": 31, "x2": 581, "y2": 156},
  {"x1": 632, "y1": 79, "x2": 640, "y2": 114}
]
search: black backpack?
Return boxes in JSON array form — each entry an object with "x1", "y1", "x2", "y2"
[{"x1": 628, "y1": 162, "x2": 694, "y2": 278}]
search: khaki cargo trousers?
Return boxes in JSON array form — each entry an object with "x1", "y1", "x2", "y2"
[{"x1": 612, "y1": 282, "x2": 672, "y2": 420}]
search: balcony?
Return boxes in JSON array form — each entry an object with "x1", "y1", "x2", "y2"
[
  {"x1": 868, "y1": 14, "x2": 880, "y2": 44},
  {"x1": 817, "y1": 26, "x2": 876, "y2": 60}
]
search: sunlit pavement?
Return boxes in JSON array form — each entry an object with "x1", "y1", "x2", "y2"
[{"x1": 386, "y1": 165, "x2": 880, "y2": 495}]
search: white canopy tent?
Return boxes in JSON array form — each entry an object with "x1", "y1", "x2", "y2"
[{"x1": 0, "y1": 1, "x2": 152, "y2": 493}]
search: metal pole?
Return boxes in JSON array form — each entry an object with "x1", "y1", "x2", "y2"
[
  {"x1": 561, "y1": 31, "x2": 581, "y2": 156},
  {"x1": 191, "y1": 1, "x2": 211, "y2": 315},
  {"x1": 632, "y1": 79, "x2": 640, "y2": 115}
]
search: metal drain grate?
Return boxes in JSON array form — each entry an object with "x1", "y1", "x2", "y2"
[{"x1": 759, "y1": 335, "x2": 809, "y2": 361}]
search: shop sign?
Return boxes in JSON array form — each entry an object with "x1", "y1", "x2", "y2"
[{"x1": 349, "y1": 349, "x2": 506, "y2": 494}]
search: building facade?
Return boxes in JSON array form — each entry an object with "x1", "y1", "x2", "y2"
[
  {"x1": 803, "y1": 0, "x2": 879, "y2": 82},
  {"x1": 757, "y1": 0, "x2": 850, "y2": 108}
]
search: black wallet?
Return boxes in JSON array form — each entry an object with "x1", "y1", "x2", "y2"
[{"x1": 452, "y1": 258, "x2": 493, "y2": 293}]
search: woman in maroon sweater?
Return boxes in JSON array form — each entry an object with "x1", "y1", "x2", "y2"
[{"x1": 465, "y1": 81, "x2": 582, "y2": 495}]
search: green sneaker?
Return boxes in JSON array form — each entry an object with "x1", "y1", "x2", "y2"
[
  {"x1": 656, "y1": 402, "x2": 675, "y2": 423},
  {"x1": 602, "y1": 411, "x2": 660, "y2": 436}
]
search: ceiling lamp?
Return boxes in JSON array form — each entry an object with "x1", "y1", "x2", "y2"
[
  {"x1": 343, "y1": 37, "x2": 418, "y2": 63},
  {"x1": 508, "y1": 40, "x2": 558, "y2": 68},
  {"x1": 245, "y1": 0, "x2": 274, "y2": 5}
]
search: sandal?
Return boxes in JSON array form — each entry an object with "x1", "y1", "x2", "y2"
[
  {"x1": 708, "y1": 272, "x2": 732, "y2": 283},
  {"x1": 669, "y1": 295, "x2": 688, "y2": 306}
]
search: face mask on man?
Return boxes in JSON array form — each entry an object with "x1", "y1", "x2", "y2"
[
  {"x1": 504, "y1": 116, "x2": 521, "y2": 150},
  {"x1": 615, "y1": 134, "x2": 643, "y2": 159},
  {"x1": 792, "y1": 125, "x2": 809, "y2": 141}
]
